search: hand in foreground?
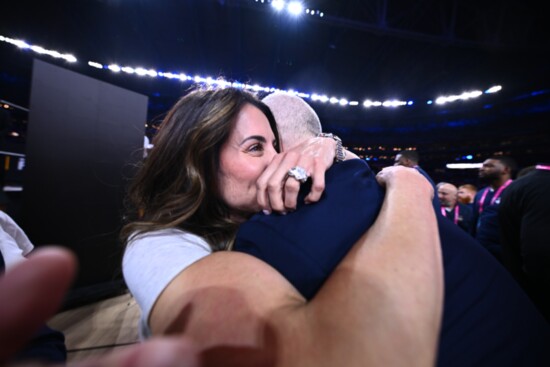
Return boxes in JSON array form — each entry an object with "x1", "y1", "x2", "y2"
[
  {"x1": 0, "y1": 247, "x2": 199, "y2": 367},
  {"x1": 256, "y1": 136, "x2": 336, "y2": 213},
  {"x1": 0, "y1": 247, "x2": 75, "y2": 363}
]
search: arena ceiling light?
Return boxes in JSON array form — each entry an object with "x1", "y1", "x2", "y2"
[
  {"x1": 0, "y1": 34, "x2": 76, "y2": 63},
  {"x1": 435, "y1": 90, "x2": 484, "y2": 105},
  {"x1": 484, "y1": 85, "x2": 502, "y2": 94},
  {"x1": 271, "y1": 0, "x2": 285, "y2": 12},
  {"x1": 2, "y1": 33, "x2": 503, "y2": 111},
  {"x1": 446, "y1": 163, "x2": 483, "y2": 169},
  {"x1": 287, "y1": 1, "x2": 304, "y2": 16}
]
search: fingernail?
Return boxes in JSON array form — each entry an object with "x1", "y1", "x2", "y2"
[{"x1": 262, "y1": 209, "x2": 271, "y2": 215}]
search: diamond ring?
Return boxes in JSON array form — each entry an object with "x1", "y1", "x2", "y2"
[{"x1": 287, "y1": 166, "x2": 309, "y2": 183}]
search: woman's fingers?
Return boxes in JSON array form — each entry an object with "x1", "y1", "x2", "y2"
[
  {"x1": 257, "y1": 136, "x2": 335, "y2": 213},
  {"x1": 256, "y1": 152, "x2": 295, "y2": 213}
]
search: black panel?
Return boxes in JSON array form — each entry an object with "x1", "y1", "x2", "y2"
[{"x1": 23, "y1": 59, "x2": 147, "y2": 293}]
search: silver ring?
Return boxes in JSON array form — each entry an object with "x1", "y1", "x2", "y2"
[{"x1": 287, "y1": 166, "x2": 309, "y2": 183}]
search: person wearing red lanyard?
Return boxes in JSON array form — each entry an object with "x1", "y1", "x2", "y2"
[
  {"x1": 437, "y1": 182, "x2": 473, "y2": 234},
  {"x1": 498, "y1": 163, "x2": 550, "y2": 322},
  {"x1": 472, "y1": 156, "x2": 516, "y2": 260}
]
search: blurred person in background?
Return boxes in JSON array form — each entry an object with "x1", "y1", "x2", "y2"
[
  {"x1": 499, "y1": 162, "x2": 550, "y2": 322},
  {"x1": 472, "y1": 156, "x2": 516, "y2": 260},
  {"x1": 437, "y1": 182, "x2": 473, "y2": 234},
  {"x1": 457, "y1": 184, "x2": 477, "y2": 207},
  {"x1": 394, "y1": 149, "x2": 419, "y2": 168}
]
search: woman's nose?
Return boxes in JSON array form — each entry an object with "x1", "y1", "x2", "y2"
[{"x1": 266, "y1": 146, "x2": 278, "y2": 161}]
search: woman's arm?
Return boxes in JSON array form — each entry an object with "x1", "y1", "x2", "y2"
[{"x1": 150, "y1": 166, "x2": 442, "y2": 367}]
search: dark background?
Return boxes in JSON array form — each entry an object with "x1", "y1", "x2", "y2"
[{"x1": 0, "y1": 0, "x2": 549, "y2": 223}]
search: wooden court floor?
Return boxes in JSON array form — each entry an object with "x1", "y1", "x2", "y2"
[{"x1": 47, "y1": 292, "x2": 141, "y2": 362}]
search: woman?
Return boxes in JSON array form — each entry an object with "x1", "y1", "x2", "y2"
[{"x1": 122, "y1": 87, "x2": 442, "y2": 366}]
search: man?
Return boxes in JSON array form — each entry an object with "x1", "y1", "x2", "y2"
[
  {"x1": 394, "y1": 149, "x2": 419, "y2": 168},
  {"x1": 437, "y1": 182, "x2": 473, "y2": 233},
  {"x1": 472, "y1": 156, "x2": 516, "y2": 260},
  {"x1": 234, "y1": 92, "x2": 550, "y2": 367},
  {"x1": 457, "y1": 184, "x2": 477, "y2": 206},
  {"x1": 499, "y1": 163, "x2": 550, "y2": 322}
]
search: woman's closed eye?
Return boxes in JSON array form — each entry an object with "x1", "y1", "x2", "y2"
[{"x1": 248, "y1": 142, "x2": 264, "y2": 153}]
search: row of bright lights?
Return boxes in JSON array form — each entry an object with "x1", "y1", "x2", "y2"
[
  {"x1": 270, "y1": 0, "x2": 324, "y2": 17},
  {"x1": 253, "y1": 0, "x2": 325, "y2": 18},
  {"x1": 0, "y1": 35, "x2": 77, "y2": 63},
  {"x1": 432, "y1": 87, "x2": 501, "y2": 105},
  {"x1": 1, "y1": 34, "x2": 502, "y2": 109},
  {"x1": 0, "y1": 100, "x2": 497, "y2": 171},
  {"x1": 92, "y1": 60, "x2": 502, "y2": 108}
]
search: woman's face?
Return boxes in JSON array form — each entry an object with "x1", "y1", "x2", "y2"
[{"x1": 218, "y1": 103, "x2": 278, "y2": 216}]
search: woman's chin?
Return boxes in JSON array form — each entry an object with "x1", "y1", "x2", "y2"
[{"x1": 229, "y1": 206, "x2": 259, "y2": 223}]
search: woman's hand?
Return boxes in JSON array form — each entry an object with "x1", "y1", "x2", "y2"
[{"x1": 255, "y1": 136, "x2": 336, "y2": 213}]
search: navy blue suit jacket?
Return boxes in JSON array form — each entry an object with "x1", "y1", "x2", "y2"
[
  {"x1": 472, "y1": 186, "x2": 509, "y2": 259},
  {"x1": 234, "y1": 160, "x2": 550, "y2": 366},
  {"x1": 237, "y1": 159, "x2": 384, "y2": 299}
]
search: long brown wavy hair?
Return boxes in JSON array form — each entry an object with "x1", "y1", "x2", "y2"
[{"x1": 121, "y1": 87, "x2": 280, "y2": 251}]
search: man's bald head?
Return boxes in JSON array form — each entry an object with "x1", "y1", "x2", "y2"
[
  {"x1": 262, "y1": 92, "x2": 322, "y2": 151},
  {"x1": 437, "y1": 182, "x2": 458, "y2": 208}
]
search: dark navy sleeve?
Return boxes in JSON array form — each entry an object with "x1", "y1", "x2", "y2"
[
  {"x1": 471, "y1": 189, "x2": 484, "y2": 237},
  {"x1": 236, "y1": 220, "x2": 328, "y2": 299},
  {"x1": 436, "y1": 214, "x2": 550, "y2": 367},
  {"x1": 234, "y1": 159, "x2": 385, "y2": 300},
  {"x1": 458, "y1": 203, "x2": 474, "y2": 234}
]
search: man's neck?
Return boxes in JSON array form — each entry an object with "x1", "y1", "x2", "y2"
[{"x1": 490, "y1": 176, "x2": 511, "y2": 190}]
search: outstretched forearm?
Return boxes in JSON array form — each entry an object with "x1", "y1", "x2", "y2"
[
  {"x1": 291, "y1": 167, "x2": 443, "y2": 366},
  {"x1": 151, "y1": 168, "x2": 442, "y2": 367}
]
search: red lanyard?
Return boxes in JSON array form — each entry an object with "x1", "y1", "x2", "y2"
[
  {"x1": 441, "y1": 205, "x2": 459, "y2": 224},
  {"x1": 536, "y1": 165, "x2": 550, "y2": 171},
  {"x1": 478, "y1": 179, "x2": 512, "y2": 214}
]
